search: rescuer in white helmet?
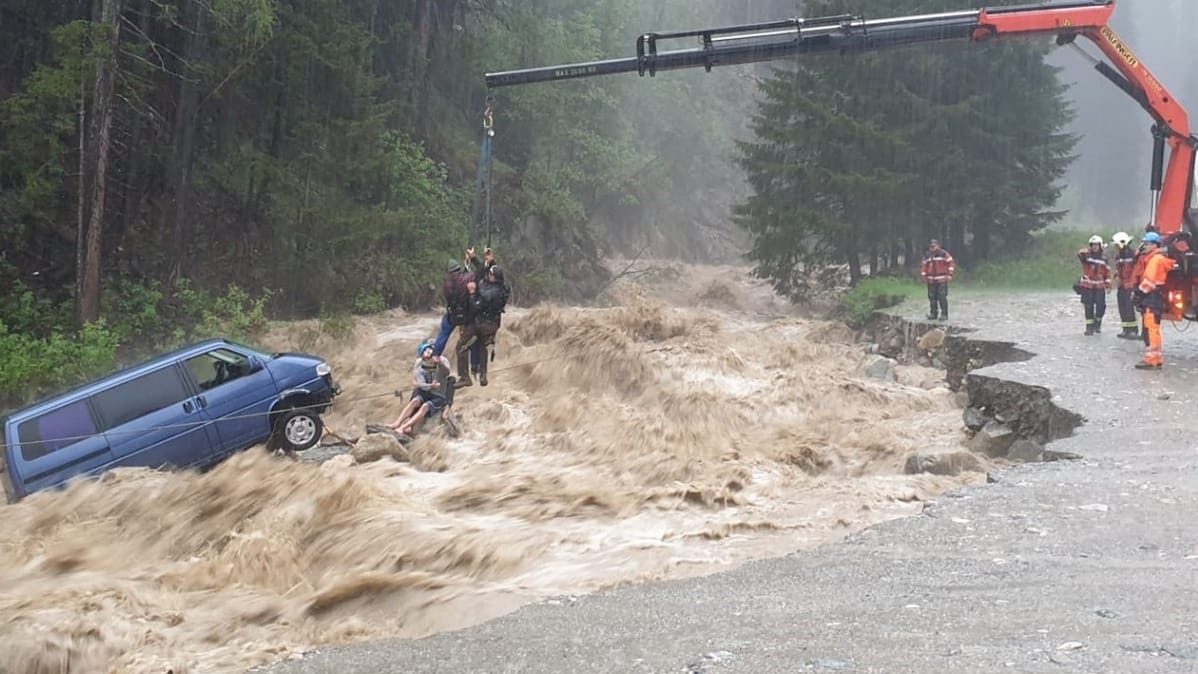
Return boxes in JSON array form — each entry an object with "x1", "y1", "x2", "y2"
[
  {"x1": 1076, "y1": 235, "x2": 1111, "y2": 336},
  {"x1": 1109, "y1": 231, "x2": 1140, "y2": 338}
]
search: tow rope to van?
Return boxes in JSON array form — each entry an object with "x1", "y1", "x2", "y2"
[{"x1": 13, "y1": 351, "x2": 562, "y2": 451}]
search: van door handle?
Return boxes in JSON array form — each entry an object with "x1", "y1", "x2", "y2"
[
  {"x1": 197, "y1": 395, "x2": 208, "y2": 409},
  {"x1": 183, "y1": 401, "x2": 194, "y2": 413}
]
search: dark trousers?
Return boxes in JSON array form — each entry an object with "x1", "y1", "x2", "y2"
[
  {"x1": 927, "y1": 282, "x2": 948, "y2": 317},
  {"x1": 1116, "y1": 287, "x2": 1138, "y2": 331},
  {"x1": 1081, "y1": 287, "x2": 1106, "y2": 328}
]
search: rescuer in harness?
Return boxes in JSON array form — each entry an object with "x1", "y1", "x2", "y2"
[
  {"x1": 920, "y1": 239, "x2": 955, "y2": 321},
  {"x1": 433, "y1": 249, "x2": 487, "y2": 357},
  {"x1": 1133, "y1": 232, "x2": 1177, "y2": 370},
  {"x1": 457, "y1": 264, "x2": 511, "y2": 387},
  {"x1": 1076, "y1": 235, "x2": 1111, "y2": 336},
  {"x1": 1110, "y1": 231, "x2": 1140, "y2": 339}
]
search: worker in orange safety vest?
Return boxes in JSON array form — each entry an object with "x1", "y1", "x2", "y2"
[{"x1": 1132, "y1": 231, "x2": 1177, "y2": 370}]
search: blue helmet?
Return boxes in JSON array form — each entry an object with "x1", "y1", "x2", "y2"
[
  {"x1": 417, "y1": 341, "x2": 435, "y2": 357},
  {"x1": 1143, "y1": 232, "x2": 1162, "y2": 244}
]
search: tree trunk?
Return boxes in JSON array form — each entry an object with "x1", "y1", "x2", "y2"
[
  {"x1": 170, "y1": 0, "x2": 203, "y2": 281},
  {"x1": 949, "y1": 220, "x2": 966, "y2": 264},
  {"x1": 75, "y1": 63, "x2": 88, "y2": 315},
  {"x1": 414, "y1": 0, "x2": 435, "y2": 135},
  {"x1": 975, "y1": 224, "x2": 991, "y2": 260},
  {"x1": 79, "y1": 0, "x2": 123, "y2": 325}
]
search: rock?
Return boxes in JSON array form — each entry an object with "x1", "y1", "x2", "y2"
[
  {"x1": 968, "y1": 421, "x2": 1016, "y2": 457},
  {"x1": 905, "y1": 451, "x2": 986, "y2": 476},
  {"x1": 1008, "y1": 439, "x2": 1045, "y2": 463},
  {"x1": 917, "y1": 328, "x2": 947, "y2": 351},
  {"x1": 349, "y1": 433, "x2": 410, "y2": 463},
  {"x1": 1043, "y1": 449, "x2": 1084, "y2": 462},
  {"x1": 1095, "y1": 609, "x2": 1119, "y2": 619},
  {"x1": 963, "y1": 406, "x2": 990, "y2": 432},
  {"x1": 862, "y1": 355, "x2": 897, "y2": 382}
]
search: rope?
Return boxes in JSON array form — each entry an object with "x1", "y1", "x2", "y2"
[{"x1": 10, "y1": 352, "x2": 561, "y2": 450}]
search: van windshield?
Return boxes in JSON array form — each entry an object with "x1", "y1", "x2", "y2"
[{"x1": 228, "y1": 341, "x2": 272, "y2": 359}]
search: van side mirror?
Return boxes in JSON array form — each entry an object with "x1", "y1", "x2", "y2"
[{"x1": 248, "y1": 356, "x2": 265, "y2": 373}]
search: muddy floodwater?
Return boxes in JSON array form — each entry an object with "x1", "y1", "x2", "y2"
[{"x1": 0, "y1": 263, "x2": 984, "y2": 673}]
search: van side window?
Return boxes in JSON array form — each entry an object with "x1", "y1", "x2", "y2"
[
  {"x1": 92, "y1": 366, "x2": 192, "y2": 430},
  {"x1": 17, "y1": 401, "x2": 97, "y2": 461},
  {"x1": 184, "y1": 349, "x2": 252, "y2": 391}
]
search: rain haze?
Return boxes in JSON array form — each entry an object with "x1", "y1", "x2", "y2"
[{"x1": 0, "y1": 1, "x2": 1194, "y2": 673}]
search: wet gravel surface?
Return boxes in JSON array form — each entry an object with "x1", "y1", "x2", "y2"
[{"x1": 261, "y1": 290, "x2": 1198, "y2": 674}]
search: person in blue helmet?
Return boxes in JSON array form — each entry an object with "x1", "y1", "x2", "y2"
[{"x1": 388, "y1": 340, "x2": 454, "y2": 434}]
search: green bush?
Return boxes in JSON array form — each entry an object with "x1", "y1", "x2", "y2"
[
  {"x1": 840, "y1": 277, "x2": 923, "y2": 327},
  {"x1": 959, "y1": 230, "x2": 1082, "y2": 290},
  {"x1": 1, "y1": 277, "x2": 276, "y2": 409}
]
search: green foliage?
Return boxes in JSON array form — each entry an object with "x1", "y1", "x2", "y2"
[
  {"x1": 840, "y1": 277, "x2": 923, "y2": 328},
  {"x1": 0, "y1": 319, "x2": 120, "y2": 407},
  {"x1": 959, "y1": 230, "x2": 1082, "y2": 290}
]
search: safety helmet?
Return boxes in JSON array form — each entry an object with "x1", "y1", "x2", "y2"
[
  {"x1": 1111, "y1": 231, "x2": 1132, "y2": 247},
  {"x1": 1143, "y1": 231, "x2": 1163, "y2": 244},
  {"x1": 488, "y1": 265, "x2": 504, "y2": 283},
  {"x1": 1088, "y1": 235, "x2": 1103, "y2": 246},
  {"x1": 447, "y1": 258, "x2": 462, "y2": 273},
  {"x1": 417, "y1": 341, "x2": 435, "y2": 357}
]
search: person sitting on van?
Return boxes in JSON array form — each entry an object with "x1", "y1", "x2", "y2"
[{"x1": 389, "y1": 341, "x2": 454, "y2": 434}]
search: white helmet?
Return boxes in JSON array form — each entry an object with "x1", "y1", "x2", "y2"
[
  {"x1": 1111, "y1": 231, "x2": 1132, "y2": 246},
  {"x1": 1088, "y1": 235, "x2": 1103, "y2": 246}
]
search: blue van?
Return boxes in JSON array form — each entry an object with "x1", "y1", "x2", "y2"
[{"x1": 1, "y1": 339, "x2": 341, "y2": 502}]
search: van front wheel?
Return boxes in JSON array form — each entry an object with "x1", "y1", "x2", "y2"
[{"x1": 275, "y1": 409, "x2": 324, "y2": 452}]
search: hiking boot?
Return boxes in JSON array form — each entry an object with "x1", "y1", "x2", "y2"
[
  {"x1": 457, "y1": 376, "x2": 473, "y2": 388},
  {"x1": 1084, "y1": 326, "x2": 1094, "y2": 336},
  {"x1": 938, "y1": 315, "x2": 948, "y2": 322},
  {"x1": 1134, "y1": 361, "x2": 1162, "y2": 370},
  {"x1": 926, "y1": 313, "x2": 938, "y2": 320},
  {"x1": 479, "y1": 373, "x2": 488, "y2": 387},
  {"x1": 1094, "y1": 320, "x2": 1102, "y2": 334}
]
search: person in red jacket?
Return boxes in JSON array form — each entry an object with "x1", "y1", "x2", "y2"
[
  {"x1": 1077, "y1": 235, "x2": 1112, "y2": 336},
  {"x1": 1109, "y1": 231, "x2": 1139, "y2": 339},
  {"x1": 920, "y1": 239, "x2": 955, "y2": 321}
]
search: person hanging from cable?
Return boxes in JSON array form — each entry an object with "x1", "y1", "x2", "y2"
[
  {"x1": 454, "y1": 280, "x2": 483, "y2": 388},
  {"x1": 433, "y1": 248, "x2": 486, "y2": 358},
  {"x1": 1077, "y1": 235, "x2": 1111, "y2": 336},
  {"x1": 457, "y1": 245, "x2": 500, "y2": 380},
  {"x1": 460, "y1": 264, "x2": 511, "y2": 387}
]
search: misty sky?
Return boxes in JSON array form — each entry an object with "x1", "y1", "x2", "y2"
[{"x1": 1049, "y1": 0, "x2": 1197, "y2": 230}]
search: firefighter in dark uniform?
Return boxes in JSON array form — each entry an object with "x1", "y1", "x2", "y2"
[
  {"x1": 1110, "y1": 231, "x2": 1140, "y2": 339},
  {"x1": 1077, "y1": 235, "x2": 1111, "y2": 336}
]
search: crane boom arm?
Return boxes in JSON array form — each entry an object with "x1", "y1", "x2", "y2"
[{"x1": 484, "y1": 0, "x2": 1196, "y2": 239}]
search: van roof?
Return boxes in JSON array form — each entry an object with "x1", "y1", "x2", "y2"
[{"x1": 3, "y1": 339, "x2": 270, "y2": 425}]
